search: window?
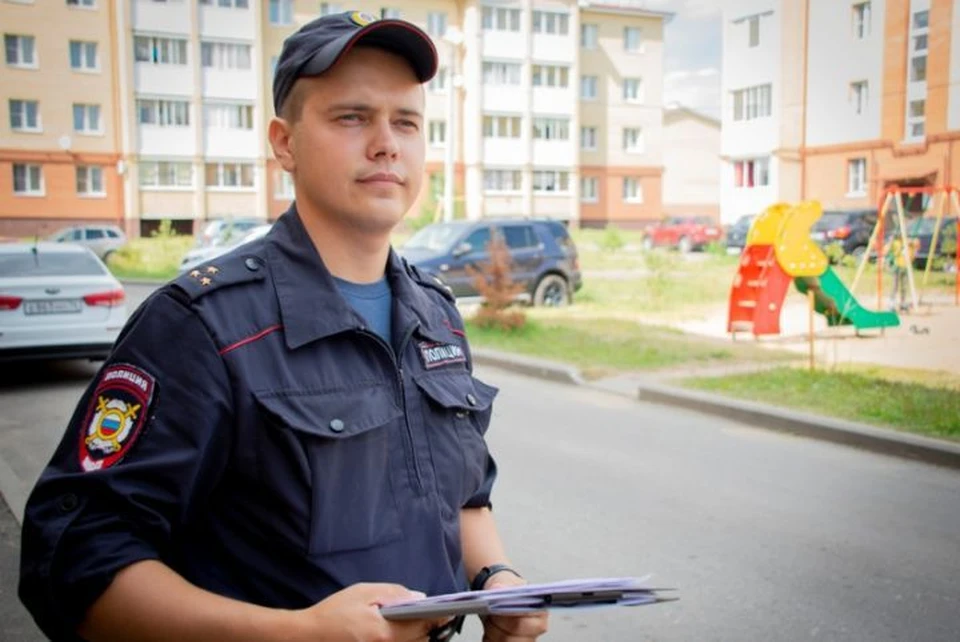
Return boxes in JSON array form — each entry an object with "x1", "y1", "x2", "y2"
[
  {"x1": 910, "y1": 99, "x2": 925, "y2": 118},
  {"x1": 484, "y1": 169, "x2": 522, "y2": 192},
  {"x1": 482, "y1": 61, "x2": 521, "y2": 86},
  {"x1": 623, "y1": 127, "x2": 644, "y2": 153},
  {"x1": 581, "y1": 176, "x2": 598, "y2": 202},
  {"x1": 483, "y1": 115, "x2": 521, "y2": 138},
  {"x1": 428, "y1": 67, "x2": 447, "y2": 92},
  {"x1": 622, "y1": 78, "x2": 643, "y2": 102},
  {"x1": 76, "y1": 166, "x2": 104, "y2": 196},
  {"x1": 911, "y1": 55, "x2": 926, "y2": 82},
  {"x1": 481, "y1": 6, "x2": 520, "y2": 32},
  {"x1": 4, "y1": 34, "x2": 36, "y2": 67},
  {"x1": 9, "y1": 99, "x2": 40, "y2": 131},
  {"x1": 269, "y1": 0, "x2": 293, "y2": 25},
  {"x1": 732, "y1": 84, "x2": 772, "y2": 121},
  {"x1": 12, "y1": 163, "x2": 43, "y2": 195},
  {"x1": 501, "y1": 225, "x2": 537, "y2": 249},
  {"x1": 200, "y1": 0, "x2": 250, "y2": 7},
  {"x1": 381, "y1": 7, "x2": 401, "y2": 19},
  {"x1": 748, "y1": 15, "x2": 760, "y2": 47},
  {"x1": 134, "y1": 36, "x2": 188, "y2": 65},
  {"x1": 67, "y1": 0, "x2": 97, "y2": 6},
  {"x1": 532, "y1": 65, "x2": 569, "y2": 88},
  {"x1": 427, "y1": 12, "x2": 447, "y2": 36},
  {"x1": 850, "y1": 81, "x2": 868, "y2": 114},
  {"x1": 73, "y1": 103, "x2": 101, "y2": 133},
  {"x1": 428, "y1": 120, "x2": 446, "y2": 146},
  {"x1": 624, "y1": 27, "x2": 641, "y2": 52},
  {"x1": 274, "y1": 169, "x2": 294, "y2": 198},
  {"x1": 622, "y1": 177, "x2": 643, "y2": 203},
  {"x1": 139, "y1": 161, "x2": 193, "y2": 188},
  {"x1": 532, "y1": 11, "x2": 569, "y2": 35},
  {"x1": 580, "y1": 75, "x2": 598, "y2": 100},
  {"x1": 907, "y1": 99, "x2": 926, "y2": 139},
  {"x1": 69, "y1": 40, "x2": 98, "y2": 71},
  {"x1": 847, "y1": 158, "x2": 866, "y2": 194},
  {"x1": 462, "y1": 227, "x2": 491, "y2": 253},
  {"x1": 580, "y1": 126, "x2": 597, "y2": 150},
  {"x1": 201, "y1": 42, "x2": 252, "y2": 70},
  {"x1": 137, "y1": 99, "x2": 190, "y2": 126},
  {"x1": 204, "y1": 102, "x2": 254, "y2": 129},
  {"x1": 532, "y1": 118, "x2": 569, "y2": 141},
  {"x1": 205, "y1": 162, "x2": 255, "y2": 188},
  {"x1": 852, "y1": 2, "x2": 871, "y2": 39},
  {"x1": 914, "y1": 34, "x2": 928, "y2": 52},
  {"x1": 913, "y1": 10, "x2": 929, "y2": 30},
  {"x1": 532, "y1": 170, "x2": 569, "y2": 193},
  {"x1": 581, "y1": 23, "x2": 598, "y2": 49},
  {"x1": 734, "y1": 158, "x2": 770, "y2": 189},
  {"x1": 319, "y1": 3, "x2": 342, "y2": 16}
]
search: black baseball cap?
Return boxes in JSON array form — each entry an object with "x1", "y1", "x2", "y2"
[{"x1": 272, "y1": 10, "x2": 439, "y2": 115}]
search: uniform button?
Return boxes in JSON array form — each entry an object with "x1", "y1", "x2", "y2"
[
  {"x1": 329, "y1": 418, "x2": 345, "y2": 433},
  {"x1": 244, "y1": 257, "x2": 260, "y2": 271},
  {"x1": 466, "y1": 393, "x2": 477, "y2": 406},
  {"x1": 58, "y1": 493, "x2": 79, "y2": 513}
]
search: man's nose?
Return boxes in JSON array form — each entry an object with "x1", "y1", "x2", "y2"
[{"x1": 367, "y1": 117, "x2": 400, "y2": 160}]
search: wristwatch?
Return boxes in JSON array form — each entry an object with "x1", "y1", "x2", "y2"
[{"x1": 470, "y1": 564, "x2": 523, "y2": 591}]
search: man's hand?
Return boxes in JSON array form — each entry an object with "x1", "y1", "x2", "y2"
[
  {"x1": 296, "y1": 583, "x2": 451, "y2": 642},
  {"x1": 481, "y1": 573, "x2": 549, "y2": 642}
]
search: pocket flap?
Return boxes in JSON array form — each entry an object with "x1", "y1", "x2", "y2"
[
  {"x1": 254, "y1": 384, "x2": 401, "y2": 439},
  {"x1": 414, "y1": 372, "x2": 499, "y2": 412}
]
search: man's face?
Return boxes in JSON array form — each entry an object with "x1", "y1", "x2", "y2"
[{"x1": 272, "y1": 46, "x2": 426, "y2": 236}]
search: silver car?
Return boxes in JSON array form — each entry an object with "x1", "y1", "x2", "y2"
[
  {"x1": 0, "y1": 243, "x2": 127, "y2": 361},
  {"x1": 49, "y1": 224, "x2": 127, "y2": 261},
  {"x1": 179, "y1": 223, "x2": 273, "y2": 273}
]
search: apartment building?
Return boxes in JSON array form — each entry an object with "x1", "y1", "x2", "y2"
[
  {"x1": 721, "y1": 0, "x2": 960, "y2": 223},
  {"x1": 1, "y1": 0, "x2": 670, "y2": 237},
  {"x1": 662, "y1": 103, "x2": 720, "y2": 218}
]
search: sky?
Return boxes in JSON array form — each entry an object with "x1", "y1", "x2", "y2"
[{"x1": 645, "y1": 0, "x2": 724, "y2": 118}]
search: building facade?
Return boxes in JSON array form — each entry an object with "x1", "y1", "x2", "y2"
[
  {"x1": 661, "y1": 103, "x2": 720, "y2": 218},
  {"x1": 1, "y1": 0, "x2": 671, "y2": 237},
  {"x1": 721, "y1": 0, "x2": 960, "y2": 224}
]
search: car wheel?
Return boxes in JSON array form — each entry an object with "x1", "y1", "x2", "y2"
[
  {"x1": 101, "y1": 250, "x2": 115, "y2": 265},
  {"x1": 850, "y1": 246, "x2": 867, "y2": 261},
  {"x1": 678, "y1": 236, "x2": 692, "y2": 253},
  {"x1": 533, "y1": 274, "x2": 570, "y2": 307}
]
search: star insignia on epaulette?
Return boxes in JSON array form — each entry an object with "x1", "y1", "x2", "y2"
[
  {"x1": 189, "y1": 270, "x2": 201, "y2": 278},
  {"x1": 205, "y1": 266, "x2": 219, "y2": 274},
  {"x1": 200, "y1": 277, "x2": 212, "y2": 286}
]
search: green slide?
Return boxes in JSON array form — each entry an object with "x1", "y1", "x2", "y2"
[{"x1": 793, "y1": 267, "x2": 900, "y2": 330}]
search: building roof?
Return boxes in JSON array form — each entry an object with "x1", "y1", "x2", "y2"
[
  {"x1": 579, "y1": 0, "x2": 676, "y2": 23},
  {"x1": 664, "y1": 102, "x2": 721, "y2": 128}
]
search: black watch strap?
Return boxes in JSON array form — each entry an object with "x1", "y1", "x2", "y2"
[{"x1": 470, "y1": 564, "x2": 522, "y2": 591}]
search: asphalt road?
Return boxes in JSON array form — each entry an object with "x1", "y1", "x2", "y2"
[{"x1": 1, "y1": 283, "x2": 959, "y2": 640}]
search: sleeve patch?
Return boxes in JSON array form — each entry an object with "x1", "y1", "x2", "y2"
[{"x1": 78, "y1": 364, "x2": 156, "y2": 472}]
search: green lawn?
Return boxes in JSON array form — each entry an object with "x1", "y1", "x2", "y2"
[
  {"x1": 681, "y1": 366, "x2": 960, "y2": 440},
  {"x1": 465, "y1": 316, "x2": 794, "y2": 380}
]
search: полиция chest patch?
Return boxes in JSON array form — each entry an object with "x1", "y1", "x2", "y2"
[{"x1": 417, "y1": 341, "x2": 467, "y2": 369}]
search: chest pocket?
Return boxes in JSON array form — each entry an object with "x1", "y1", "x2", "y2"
[
  {"x1": 414, "y1": 372, "x2": 498, "y2": 515},
  {"x1": 254, "y1": 385, "x2": 404, "y2": 557}
]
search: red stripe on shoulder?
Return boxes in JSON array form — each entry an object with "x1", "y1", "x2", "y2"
[{"x1": 219, "y1": 324, "x2": 283, "y2": 356}]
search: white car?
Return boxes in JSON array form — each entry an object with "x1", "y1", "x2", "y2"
[
  {"x1": 0, "y1": 242, "x2": 127, "y2": 361},
  {"x1": 179, "y1": 223, "x2": 273, "y2": 273}
]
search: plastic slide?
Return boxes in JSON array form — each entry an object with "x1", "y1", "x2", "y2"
[{"x1": 793, "y1": 268, "x2": 900, "y2": 329}]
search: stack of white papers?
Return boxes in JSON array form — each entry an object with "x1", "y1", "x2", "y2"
[{"x1": 381, "y1": 577, "x2": 676, "y2": 619}]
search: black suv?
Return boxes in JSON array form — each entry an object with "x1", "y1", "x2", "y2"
[
  {"x1": 399, "y1": 219, "x2": 582, "y2": 306},
  {"x1": 811, "y1": 209, "x2": 893, "y2": 259}
]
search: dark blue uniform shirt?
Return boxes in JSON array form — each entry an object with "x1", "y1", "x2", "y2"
[{"x1": 19, "y1": 207, "x2": 498, "y2": 640}]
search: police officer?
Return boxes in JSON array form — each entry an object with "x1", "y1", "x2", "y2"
[{"x1": 20, "y1": 10, "x2": 548, "y2": 642}]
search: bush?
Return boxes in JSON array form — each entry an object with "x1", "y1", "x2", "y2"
[
  {"x1": 106, "y1": 220, "x2": 192, "y2": 280},
  {"x1": 599, "y1": 225, "x2": 625, "y2": 253},
  {"x1": 704, "y1": 240, "x2": 727, "y2": 256},
  {"x1": 823, "y1": 242, "x2": 846, "y2": 265},
  {"x1": 467, "y1": 234, "x2": 526, "y2": 331}
]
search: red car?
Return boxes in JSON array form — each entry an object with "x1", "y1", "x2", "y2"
[{"x1": 643, "y1": 216, "x2": 724, "y2": 253}]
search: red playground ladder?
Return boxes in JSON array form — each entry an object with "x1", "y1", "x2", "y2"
[{"x1": 727, "y1": 244, "x2": 792, "y2": 336}]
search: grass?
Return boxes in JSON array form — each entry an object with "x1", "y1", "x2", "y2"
[
  {"x1": 106, "y1": 236, "x2": 193, "y2": 280},
  {"x1": 681, "y1": 366, "x2": 960, "y2": 440},
  {"x1": 464, "y1": 316, "x2": 794, "y2": 379}
]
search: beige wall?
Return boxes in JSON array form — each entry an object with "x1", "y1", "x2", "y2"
[{"x1": 662, "y1": 110, "x2": 720, "y2": 217}]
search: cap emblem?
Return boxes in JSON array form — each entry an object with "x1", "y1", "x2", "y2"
[{"x1": 350, "y1": 11, "x2": 377, "y2": 27}]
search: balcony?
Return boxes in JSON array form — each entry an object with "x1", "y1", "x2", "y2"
[
  {"x1": 131, "y1": 0, "x2": 190, "y2": 34},
  {"x1": 202, "y1": 69, "x2": 258, "y2": 101},
  {"x1": 483, "y1": 139, "x2": 528, "y2": 166},
  {"x1": 134, "y1": 63, "x2": 193, "y2": 97},
  {"x1": 138, "y1": 125, "x2": 196, "y2": 157},
  {"x1": 199, "y1": 4, "x2": 255, "y2": 40},
  {"x1": 203, "y1": 128, "x2": 258, "y2": 159}
]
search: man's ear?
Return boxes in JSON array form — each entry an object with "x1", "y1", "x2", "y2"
[{"x1": 268, "y1": 117, "x2": 296, "y2": 172}]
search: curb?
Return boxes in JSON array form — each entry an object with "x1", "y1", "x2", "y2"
[{"x1": 472, "y1": 349, "x2": 960, "y2": 471}]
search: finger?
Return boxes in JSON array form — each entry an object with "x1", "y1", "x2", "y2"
[
  {"x1": 487, "y1": 613, "x2": 549, "y2": 637},
  {"x1": 359, "y1": 582, "x2": 427, "y2": 605}
]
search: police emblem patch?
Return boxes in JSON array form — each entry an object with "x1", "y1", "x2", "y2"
[
  {"x1": 418, "y1": 341, "x2": 467, "y2": 369},
  {"x1": 78, "y1": 364, "x2": 155, "y2": 472}
]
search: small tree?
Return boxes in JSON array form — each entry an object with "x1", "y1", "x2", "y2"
[{"x1": 467, "y1": 235, "x2": 526, "y2": 330}]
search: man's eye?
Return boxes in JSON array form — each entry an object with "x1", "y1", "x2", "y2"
[
  {"x1": 338, "y1": 114, "x2": 363, "y2": 123},
  {"x1": 397, "y1": 120, "x2": 419, "y2": 130}
]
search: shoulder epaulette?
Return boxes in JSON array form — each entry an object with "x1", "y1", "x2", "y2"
[
  {"x1": 171, "y1": 251, "x2": 267, "y2": 302},
  {"x1": 404, "y1": 259, "x2": 455, "y2": 303}
]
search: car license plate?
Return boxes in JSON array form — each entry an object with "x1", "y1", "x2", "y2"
[{"x1": 23, "y1": 299, "x2": 83, "y2": 315}]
